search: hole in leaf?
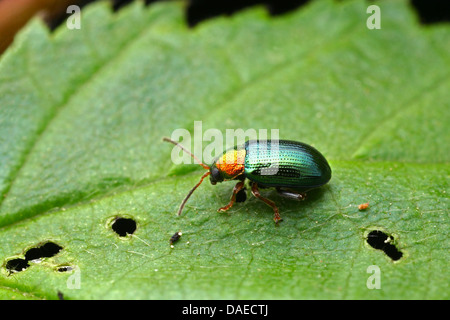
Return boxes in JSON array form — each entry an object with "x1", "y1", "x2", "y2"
[
  {"x1": 5, "y1": 258, "x2": 29, "y2": 273},
  {"x1": 111, "y1": 217, "x2": 137, "y2": 237},
  {"x1": 4, "y1": 241, "x2": 63, "y2": 274},
  {"x1": 57, "y1": 266, "x2": 74, "y2": 272},
  {"x1": 366, "y1": 230, "x2": 403, "y2": 261},
  {"x1": 25, "y1": 242, "x2": 63, "y2": 261}
]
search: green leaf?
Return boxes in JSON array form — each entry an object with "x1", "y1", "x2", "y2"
[{"x1": 0, "y1": 0, "x2": 448, "y2": 299}]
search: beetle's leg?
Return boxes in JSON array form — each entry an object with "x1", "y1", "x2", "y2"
[
  {"x1": 276, "y1": 187, "x2": 307, "y2": 201},
  {"x1": 217, "y1": 181, "x2": 245, "y2": 212},
  {"x1": 251, "y1": 183, "x2": 282, "y2": 224},
  {"x1": 236, "y1": 187, "x2": 247, "y2": 203}
]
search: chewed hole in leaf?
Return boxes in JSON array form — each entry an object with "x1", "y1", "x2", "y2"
[
  {"x1": 367, "y1": 230, "x2": 403, "y2": 261},
  {"x1": 111, "y1": 217, "x2": 137, "y2": 237},
  {"x1": 4, "y1": 241, "x2": 63, "y2": 274},
  {"x1": 5, "y1": 258, "x2": 29, "y2": 273},
  {"x1": 57, "y1": 265, "x2": 74, "y2": 272},
  {"x1": 24, "y1": 242, "x2": 63, "y2": 261}
]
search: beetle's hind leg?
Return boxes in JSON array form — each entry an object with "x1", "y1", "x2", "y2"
[
  {"x1": 218, "y1": 180, "x2": 245, "y2": 213},
  {"x1": 251, "y1": 183, "x2": 282, "y2": 224},
  {"x1": 276, "y1": 187, "x2": 307, "y2": 201}
]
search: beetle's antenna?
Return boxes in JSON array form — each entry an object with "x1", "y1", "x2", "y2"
[
  {"x1": 163, "y1": 137, "x2": 210, "y2": 170},
  {"x1": 177, "y1": 170, "x2": 211, "y2": 216}
]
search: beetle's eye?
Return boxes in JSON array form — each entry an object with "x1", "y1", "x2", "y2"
[{"x1": 210, "y1": 167, "x2": 222, "y2": 184}]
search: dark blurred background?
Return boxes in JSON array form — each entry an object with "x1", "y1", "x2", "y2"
[{"x1": 0, "y1": 0, "x2": 449, "y2": 55}]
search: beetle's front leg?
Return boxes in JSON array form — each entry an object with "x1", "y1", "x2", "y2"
[
  {"x1": 217, "y1": 181, "x2": 245, "y2": 212},
  {"x1": 251, "y1": 183, "x2": 282, "y2": 224}
]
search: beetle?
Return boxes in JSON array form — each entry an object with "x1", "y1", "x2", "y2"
[{"x1": 163, "y1": 137, "x2": 331, "y2": 223}]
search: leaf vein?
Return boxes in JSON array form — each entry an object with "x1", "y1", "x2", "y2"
[{"x1": 0, "y1": 10, "x2": 169, "y2": 210}]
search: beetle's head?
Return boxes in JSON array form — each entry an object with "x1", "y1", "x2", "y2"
[
  {"x1": 163, "y1": 137, "x2": 245, "y2": 218},
  {"x1": 209, "y1": 165, "x2": 224, "y2": 185},
  {"x1": 211, "y1": 148, "x2": 246, "y2": 184}
]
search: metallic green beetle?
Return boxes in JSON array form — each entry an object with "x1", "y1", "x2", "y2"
[{"x1": 164, "y1": 138, "x2": 331, "y2": 223}]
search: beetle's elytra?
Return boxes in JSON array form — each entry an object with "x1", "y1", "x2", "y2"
[{"x1": 164, "y1": 138, "x2": 331, "y2": 224}]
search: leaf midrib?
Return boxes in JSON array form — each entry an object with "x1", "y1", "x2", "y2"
[{"x1": 0, "y1": 159, "x2": 445, "y2": 232}]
